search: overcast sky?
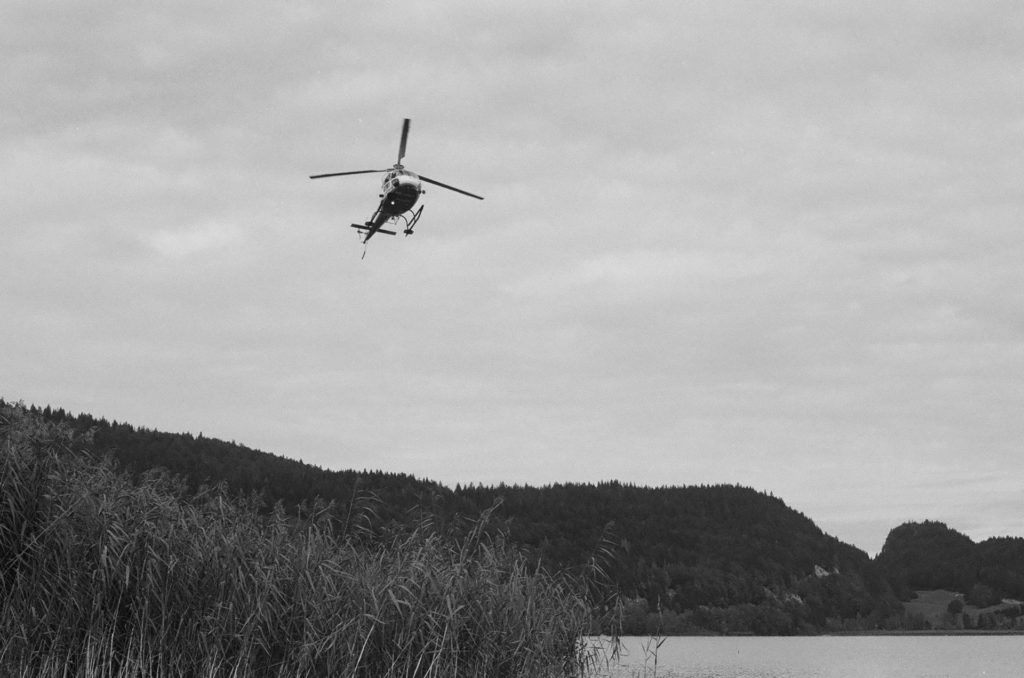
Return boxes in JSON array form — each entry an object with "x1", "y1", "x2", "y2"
[{"x1": 4, "y1": 1, "x2": 1023, "y2": 555}]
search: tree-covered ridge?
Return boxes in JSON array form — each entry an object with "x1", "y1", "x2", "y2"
[
  {"x1": 26, "y1": 402, "x2": 450, "y2": 527},
  {"x1": 458, "y1": 482, "x2": 902, "y2": 633},
  {"x1": 877, "y1": 520, "x2": 1024, "y2": 602}
]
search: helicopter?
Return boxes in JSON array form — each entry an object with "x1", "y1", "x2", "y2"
[{"x1": 310, "y1": 118, "x2": 484, "y2": 248}]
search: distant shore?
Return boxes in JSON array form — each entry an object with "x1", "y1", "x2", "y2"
[
  {"x1": 608, "y1": 629, "x2": 1024, "y2": 638},
  {"x1": 600, "y1": 630, "x2": 1024, "y2": 639},
  {"x1": 830, "y1": 629, "x2": 1024, "y2": 636}
]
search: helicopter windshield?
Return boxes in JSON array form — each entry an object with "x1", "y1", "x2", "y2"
[{"x1": 382, "y1": 169, "x2": 419, "y2": 191}]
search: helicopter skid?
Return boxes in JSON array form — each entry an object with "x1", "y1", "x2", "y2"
[
  {"x1": 402, "y1": 205, "x2": 424, "y2": 235},
  {"x1": 350, "y1": 223, "x2": 396, "y2": 236}
]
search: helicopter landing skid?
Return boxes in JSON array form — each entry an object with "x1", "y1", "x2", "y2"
[{"x1": 401, "y1": 206, "x2": 424, "y2": 236}]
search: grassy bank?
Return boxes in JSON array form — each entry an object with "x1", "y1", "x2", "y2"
[{"x1": 0, "y1": 405, "x2": 594, "y2": 677}]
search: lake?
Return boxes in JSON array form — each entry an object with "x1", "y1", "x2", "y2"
[{"x1": 586, "y1": 635, "x2": 1022, "y2": 677}]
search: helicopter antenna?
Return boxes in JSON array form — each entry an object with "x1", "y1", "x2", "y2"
[{"x1": 396, "y1": 118, "x2": 410, "y2": 167}]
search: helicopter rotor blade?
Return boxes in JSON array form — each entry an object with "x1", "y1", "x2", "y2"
[
  {"x1": 418, "y1": 174, "x2": 484, "y2": 200},
  {"x1": 309, "y1": 169, "x2": 388, "y2": 179},
  {"x1": 397, "y1": 118, "x2": 410, "y2": 165}
]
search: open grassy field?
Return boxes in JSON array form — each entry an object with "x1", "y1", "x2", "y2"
[
  {"x1": 903, "y1": 589, "x2": 964, "y2": 628},
  {"x1": 903, "y1": 590, "x2": 1023, "y2": 631}
]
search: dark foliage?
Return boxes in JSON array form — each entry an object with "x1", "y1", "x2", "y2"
[
  {"x1": 454, "y1": 482, "x2": 903, "y2": 633},
  {"x1": 877, "y1": 520, "x2": 1024, "y2": 602},
  {"x1": 24, "y1": 402, "x2": 451, "y2": 530},
  {"x1": 975, "y1": 536, "x2": 1024, "y2": 600}
]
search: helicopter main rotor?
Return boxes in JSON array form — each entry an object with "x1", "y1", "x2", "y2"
[
  {"x1": 309, "y1": 118, "x2": 483, "y2": 200},
  {"x1": 309, "y1": 169, "x2": 389, "y2": 179},
  {"x1": 396, "y1": 117, "x2": 409, "y2": 167}
]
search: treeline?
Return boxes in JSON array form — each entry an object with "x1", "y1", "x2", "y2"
[
  {"x1": 27, "y1": 403, "x2": 450, "y2": 528},
  {"x1": 12, "y1": 400, "x2": 1024, "y2": 635}
]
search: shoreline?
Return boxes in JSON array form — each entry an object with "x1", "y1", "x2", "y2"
[
  {"x1": 597, "y1": 629, "x2": 1024, "y2": 639},
  {"x1": 828, "y1": 629, "x2": 1024, "y2": 637}
]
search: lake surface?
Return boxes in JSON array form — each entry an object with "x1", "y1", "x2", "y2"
[{"x1": 587, "y1": 635, "x2": 1022, "y2": 677}]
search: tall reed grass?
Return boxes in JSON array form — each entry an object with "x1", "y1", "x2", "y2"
[{"x1": 0, "y1": 405, "x2": 595, "y2": 677}]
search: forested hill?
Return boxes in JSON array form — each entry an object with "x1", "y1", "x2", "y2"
[
  {"x1": 455, "y1": 482, "x2": 902, "y2": 632},
  {"x1": 21, "y1": 402, "x2": 450, "y2": 526},
  {"x1": 14, "y1": 400, "x2": 1020, "y2": 634},
  {"x1": 876, "y1": 520, "x2": 1024, "y2": 602}
]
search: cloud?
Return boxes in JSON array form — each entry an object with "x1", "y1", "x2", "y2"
[
  {"x1": 145, "y1": 221, "x2": 243, "y2": 258},
  {"x1": 3, "y1": 1, "x2": 1024, "y2": 554},
  {"x1": 506, "y1": 248, "x2": 772, "y2": 300}
]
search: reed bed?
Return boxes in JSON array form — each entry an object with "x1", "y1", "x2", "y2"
[{"x1": 0, "y1": 406, "x2": 594, "y2": 677}]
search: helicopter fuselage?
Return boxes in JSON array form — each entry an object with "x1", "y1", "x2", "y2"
[{"x1": 379, "y1": 168, "x2": 422, "y2": 216}]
